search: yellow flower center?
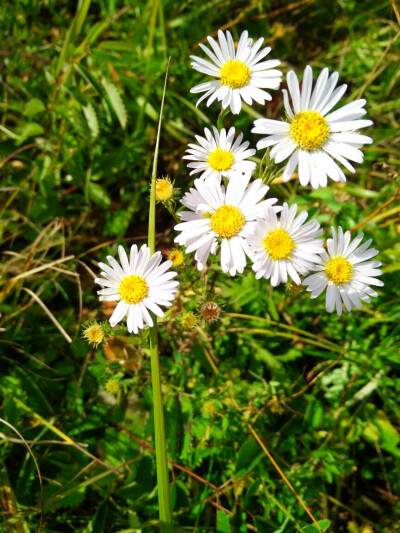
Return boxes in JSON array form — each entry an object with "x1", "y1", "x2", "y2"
[
  {"x1": 181, "y1": 312, "x2": 197, "y2": 329},
  {"x1": 210, "y1": 205, "x2": 245, "y2": 239},
  {"x1": 156, "y1": 179, "x2": 174, "y2": 202},
  {"x1": 83, "y1": 325, "x2": 105, "y2": 346},
  {"x1": 105, "y1": 379, "x2": 119, "y2": 395},
  {"x1": 325, "y1": 256, "x2": 353, "y2": 285},
  {"x1": 208, "y1": 147, "x2": 234, "y2": 172},
  {"x1": 290, "y1": 111, "x2": 330, "y2": 151},
  {"x1": 203, "y1": 401, "x2": 216, "y2": 415},
  {"x1": 220, "y1": 60, "x2": 251, "y2": 89},
  {"x1": 119, "y1": 275, "x2": 148, "y2": 304},
  {"x1": 263, "y1": 228, "x2": 295, "y2": 260},
  {"x1": 169, "y1": 249, "x2": 184, "y2": 266}
]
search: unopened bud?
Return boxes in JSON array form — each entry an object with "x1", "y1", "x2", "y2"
[{"x1": 200, "y1": 301, "x2": 221, "y2": 322}]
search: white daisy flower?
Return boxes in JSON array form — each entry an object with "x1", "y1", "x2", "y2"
[
  {"x1": 190, "y1": 30, "x2": 282, "y2": 115},
  {"x1": 248, "y1": 203, "x2": 324, "y2": 286},
  {"x1": 96, "y1": 244, "x2": 179, "y2": 334},
  {"x1": 183, "y1": 126, "x2": 256, "y2": 182},
  {"x1": 252, "y1": 65, "x2": 373, "y2": 189},
  {"x1": 303, "y1": 227, "x2": 383, "y2": 316},
  {"x1": 174, "y1": 172, "x2": 279, "y2": 276}
]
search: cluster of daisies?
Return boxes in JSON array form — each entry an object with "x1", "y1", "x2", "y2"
[{"x1": 95, "y1": 29, "x2": 383, "y2": 334}]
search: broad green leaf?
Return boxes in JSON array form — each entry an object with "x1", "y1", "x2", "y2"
[
  {"x1": 19, "y1": 122, "x2": 44, "y2": 141},
  {"x1": 102, "y1": 79, "x2": 128, "y2": 129},
  {"x1": 48, "y1": 486, "x2": 86, "y2": 510},
  {"x1": 83, "y1": 103, "x2": 99, "y2": 139},
  {"x1": 217, "y1": 510, "x2": 231, "y2": 533},
  {"x1": 302, "y1": 519, "x2": 331, "y2": 532},
  {"x1": 88, "y1": 182, "x2": 111, "y2": 208},
  {"x1": 364, "y1": 410, "x2": 400, "y2": 457},
  {"x1": 375, "y1": 410, "x2": 399, "y2": 446},
  {"x1": 24, "y1": 98, "x2": 45, "y2": 117},
  {"x1": 236, "y1": 437, "x2": 264, "y2": 476},
  {"x1": 310, "y1": 189, "x2": 333, "y2": 200}
]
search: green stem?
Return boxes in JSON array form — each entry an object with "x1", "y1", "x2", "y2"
[
  {"x1": 148, "y1": 58, "x2": 173, "y2": 532},
  {"x1": 149, "y1": 327, "x2": 172, "y2": 531},
  {"x1": 217, "y1": 107, "x2": 230, "y2": 131}
]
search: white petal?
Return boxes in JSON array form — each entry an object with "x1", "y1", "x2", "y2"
[
  {"x1": 118, "y1": 245, "x2": 131, "y2": 275},
  {"x1": 287, "y1": 70, "x2": 301, "y2": 114},
  {"x1": 282, "y1": 150, "x2": 299, "y2": 181},
  {"x1": 109, "y1": 300, "x2": 129, "y2": 327},
  {"x1": 325, "y1": 284, "x2": 336, "y2": 313},
  {"x1": 300, "y1": 65, "x2": 313, "y2": 110}
]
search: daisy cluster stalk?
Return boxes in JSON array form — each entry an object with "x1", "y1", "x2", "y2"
[{"x1": 147, "y1": 60, "x2": 173, "y2": 532}]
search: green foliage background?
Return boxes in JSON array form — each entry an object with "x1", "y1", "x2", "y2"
[{"x1": 0, "y1": 0, "x2": 399, "y2": 531}]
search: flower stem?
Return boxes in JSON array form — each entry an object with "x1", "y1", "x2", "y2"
[
  {"x1": 217, "y1": 107, "x2": 230, "y2": 131},
  {"x1": 148, "y1": 57, "x2": 173, "y2": 532}
]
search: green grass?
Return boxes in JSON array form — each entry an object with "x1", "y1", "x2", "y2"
[{"x1": 0, "y1": 0, "x2": 399, "y2": 531}]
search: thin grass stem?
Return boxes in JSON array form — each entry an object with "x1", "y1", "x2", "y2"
[
  {"x1": 147, "y1": 58, "x2": 173, "y2": 532},
  {"x1": 226, "y1": 312, "x2": 340, "y2": 349}
]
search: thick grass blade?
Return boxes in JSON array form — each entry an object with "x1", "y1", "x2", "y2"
[{"x1": 55, "y1": 0, "x2": 92, "y2": 77}]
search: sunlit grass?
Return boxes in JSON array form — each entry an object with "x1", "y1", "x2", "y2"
[{"x1": 0, "y1": 0, "x2": 399, "y2": 531}]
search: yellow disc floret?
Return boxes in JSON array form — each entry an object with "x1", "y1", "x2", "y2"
[
  {"x1": 325, "y1": 256, "x2": 353, "y2": 285},
  {"x1": 119, "y1": 275, "x2": 148, "y2": 304},
  {"x1": 156, "y1": 178, "x2": 174, "y2": 202},
  {"x1": 203, "y1": 401, "x2": 216, "y2": 415},
  {"x1": 264, "y1": 228, "x2": 295, "y2": 260},
  {"x1": 210, "y1": 205, "x2": 245, "y2": 239},
  {"x1": 187, "y1": 377, "x2": 196, "y2": 389},
  {"x1": 181, "y1": 312, "x2": 197, "y2": 329},
  {"x1": 105, "y1": 379, "x2": 119, "y2": 395},
  {"x1": 169, "y1": 249, "x2": 184, "y2": 266},
  {"x1": 290, "y1": 111, "x2": 330, "y2": 151},
  {"x1": 220, "y1": 60, "x2": 251, "y2": 89},
  {"x1": 83, "y1": 324, "x2": 105, "y2": 347},
  {"x1": 208, "y1": 147, "x2": 234, "y2": 172}
]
